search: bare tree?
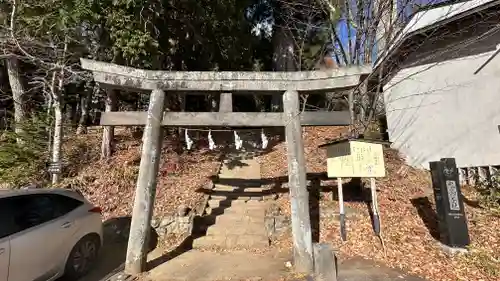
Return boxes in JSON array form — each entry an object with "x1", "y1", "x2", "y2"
[
  {"x1": 101, "y1": 88, "x2": 117, "y2": 159},
  {"x1": 6, "y1": 56, "x2": 26, "y2": 142},
  {"x1": 76, "y1": 82, "x2": 94, "y2": 135},
  {"x1": 4, "y1": 0, "x2": 26, "y2": 144},
  {"x1": 3, "y1": 0, "x2": 92, "y2": 183}
]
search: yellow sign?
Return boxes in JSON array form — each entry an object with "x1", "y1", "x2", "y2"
[{"x1": 326, "y1": 140, "x2": 386, "y2": 178}]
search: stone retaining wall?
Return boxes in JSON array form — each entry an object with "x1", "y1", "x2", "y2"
[{"x1": 152, "y1": 205, "x2": 194, "y2": 237}]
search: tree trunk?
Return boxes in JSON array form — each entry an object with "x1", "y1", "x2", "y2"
[
  {"x1": 76, "y1": 86, "x2": 92, "y2": 134},
  {"x1": 374, "y1": 0, "x2": 394, "y2": 59},
  {"x1": 0, "y1": 66, "x2": 8, "y2": 130},
  {"x1": 6, "y1": 56, "x2": 26, "y2": 143},
  {"x1": 52, "y1": 98, "x2": 63, "y2": 184},
  {"x1": 51, "y1": 69, "x2": 64, "y2": 184},
  {"x1": 64, "y1": 102, "x2": 77, "y2": 130},
  {"x1": 271, "y1": 2, "x2": 296, "y2": 112},
  {"x1": 45, "y1": 85, "x2": 53, "y2": 156},
  {"x1": 101, "y1": 89, "x2": 117, "y2": 159},
  {"x1": 363, "y1": 0, "x2": 394, "y2": 126}
]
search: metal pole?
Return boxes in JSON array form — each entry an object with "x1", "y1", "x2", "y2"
[
  {"x1": 370, "y1": 177, "x2": 381, "y2": 236},
  {"x1": 337, "y1": 177, "x2": 346, "y2": 241}
]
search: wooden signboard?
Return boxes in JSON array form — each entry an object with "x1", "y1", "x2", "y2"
[
  {"x1": 47, "y1": 162, "x2": 62, "y2": 174},
  {"x1": 320, "y1": 137, "x2": 388, "y2": 242},
  {"x1": 323, "y1": 139, "x2": 386, "y2": 178}
]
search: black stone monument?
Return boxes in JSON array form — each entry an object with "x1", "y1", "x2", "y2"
[{"x1": 429, "y1": 158, "x2": 470, "y2": 248}]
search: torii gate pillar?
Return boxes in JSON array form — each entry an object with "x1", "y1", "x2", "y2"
[
  {"x1": 283, "y1": 90, "x2": 313, "y2": 272},
  {"x1": 125, "y1": 89, "x2": 166, "y2": 274}
]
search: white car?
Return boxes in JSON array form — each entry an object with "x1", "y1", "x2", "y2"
[{"x1": 0, "y1": 188, "x2": 103, "y2": 281}]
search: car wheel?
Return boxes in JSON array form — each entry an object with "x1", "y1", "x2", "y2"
[{"x1": 64, "y1": 234, "x2": 101, "y2": 280}]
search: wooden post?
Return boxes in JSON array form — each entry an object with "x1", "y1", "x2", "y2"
[
  {"x1": 178, "y1": 93, "x2": 186, "y2": 137},
  {"x1": 310, "y1": 178, "x2": 321, "y2": 243},
  {"x1": 219, "y1": 92, "x2": 233, "y2": 112},
  {"x1": 358, "y1": 74, "x2": 370, "y2": 124},
  {"x1": 125, "y1": 89, "x2": 166, "y2": 275},
  {"x1": 337, "y1": 177, "x2": 346, "y2": 241},
  {"x1": 282, "y1": 89, "x2": 313, "y2": 273},
  {"x1": 101, "y1": 89, "x2": 117, "y2": 159},
  {"x1": 313, "y1": 243, "x2": 338, "y2": 281}
]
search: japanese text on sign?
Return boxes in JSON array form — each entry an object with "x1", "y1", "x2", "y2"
[{"x1": 326, "y1": 141, "x2": 386, "y2": 178}]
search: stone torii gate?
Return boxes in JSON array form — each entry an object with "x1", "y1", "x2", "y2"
[{"x1": 80, "y1": 58, "x2": 371, "y2": 275}]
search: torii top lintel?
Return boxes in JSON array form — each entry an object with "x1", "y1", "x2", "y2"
[{"x1": 80, "y1": 59, "x2": 371, "y2": 92}]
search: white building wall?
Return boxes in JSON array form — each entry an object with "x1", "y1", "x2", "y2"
[{"x1": 384, "y1": 47, "x2": 500, "y2": 169}]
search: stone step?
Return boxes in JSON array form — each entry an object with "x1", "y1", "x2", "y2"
[
  {"x1": 218, "y1": 172, "x2": 261, "y2": 180},
  {"x1": 206, "y1": 199, "x2": 268, "y2": 215},
  {"x1": 210, "y1": 186, "x2": 266, "y2": 198},
  {"x1": 207, "y1": 199, "x2": 247, "y2": 208},
  {"x1": 214, "y1": 179, "x2": 262, "y2": 188},
  {"x1": 206, "y1": 222, "x2": 268, "y2": 236},
  {"x1": 200, "y1": 212, "x2": 266, "y2": 227},
  {"x1": 218, "y1": 166, "x2": 260, "y2": 179},
  {"x1": 208, "y1": 198, "x2": 266, "y2": 206},
  {"x1": 207, "y1": 199, "x2": 229, "y2": 208},
  {"x1": 210, "y1": 194, "x2": 263, "y2": 201},
  {"x1": 206, "y1": 206, "x2": 266, "y2": 216},
  {"x1": 207, "y1": 202, "x2": 266, "y2": 212},
  {"x1": 212, "y1": 185, "x2": 264, "y2": 193},
  {"x1": 202, "y1": 213, "x2": 265, "y2": 225},
  {"x1": 192, "y1": 235, "x2": 226, "y2": 248},
  {"x1": 192, "y1": 234, "x2": 269, "y2": 249}
]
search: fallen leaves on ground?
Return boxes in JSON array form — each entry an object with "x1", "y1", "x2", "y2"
[
  {"x1": 258, "y1": 127, "x2": 500, "y2": 281},
  {"x1": 64, "y1": 126, "x2": 500, "y2": 281},
  {"x1": 61, "y1": 128, "x2": 221, "y2": 221}
]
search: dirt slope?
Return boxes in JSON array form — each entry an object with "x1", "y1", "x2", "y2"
[
  {"x1": 258, "y1": 127, "x2": 500, "y2": 281},
  {"x1": 61, "y1": 128, "x2": 221, "y2": 220}
]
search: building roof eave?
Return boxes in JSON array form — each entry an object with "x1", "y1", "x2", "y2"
[{"x1": 369, "y1": 0, "x2": 500, "y2": 86}]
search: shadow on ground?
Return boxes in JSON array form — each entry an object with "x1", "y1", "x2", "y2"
[
  {"x1": 461, "y1": 194, "x2": 483, "y2": 209},
  {"x1": 72, "y1": 216, "x2": 158, "y2": 281},
  {"x1": 197, "y1": 174, "x2": 367, "y2": 244},
  {"x1": 410, "y1": 197, "x2": 440, "y2": 241},
  {"x1": 338, "y1": 257, "x2": 428, "y2": 281},
  {"x1": 146, "y1": 234, "x2": 194, "y2": 271}
]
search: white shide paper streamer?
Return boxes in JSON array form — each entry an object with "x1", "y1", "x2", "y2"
[
  {"x1": 185, "y1": 129, "x2": 194, "y2": 150},
  {"x1": 208, "y1": 130, "x2": 216, "y2": 150},
  {"x1": 182, "y1": 128, "x2": 271, "y2": 151},
  {"x1": 234, "y1": 131, "x2": 243, "y2": 150},
  {"x1": 261, "y1": 130, "x2": 268, "y2": 149}
]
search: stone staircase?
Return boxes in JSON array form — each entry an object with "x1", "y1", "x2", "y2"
[{"x1": 192, "y1": 152, "x2": 271, "y2": 249}]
